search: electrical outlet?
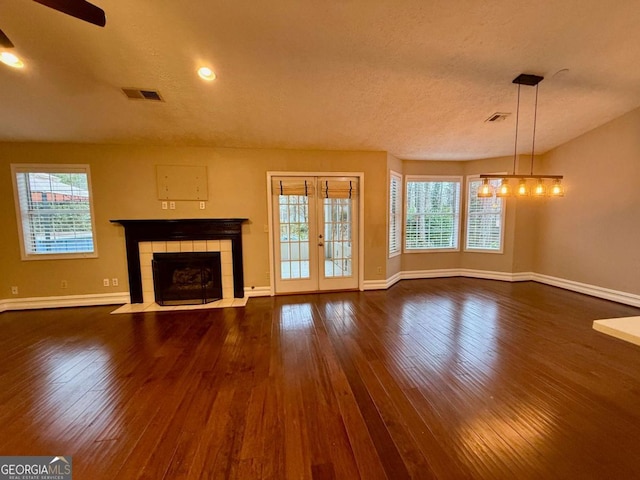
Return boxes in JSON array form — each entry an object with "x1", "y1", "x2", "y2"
[
  {"x1": 112, "y1": 278, "x2": 119, "y2": 287},
  {"x1": 161, "y1": 201, "x2": 168, "y2": 210},
  {"x1": 263, "y1": 224, "x2": 269, "y2": 233},
  {"x1": 376, "y1": 266, "x2": 382, "y2": 274},
  {"x1": 103, "y1": 278, "x2": 110, "y2": 287},
  {"x1": 199, "y1": 201, "x2": 206, "y2": 210},
  {"x1": 61, "y1": 280, "x2": 68, "y2": 289},
  {"x1": 169, "y1": 201, "x2": 176, "y2": 210},
  {"x1": 11, "y1": 286, "x2": 18, "y2": 295}
]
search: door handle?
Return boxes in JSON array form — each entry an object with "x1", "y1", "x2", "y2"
[{"x1": 318, "y1": 243, "x2": 324, "y2": 247}]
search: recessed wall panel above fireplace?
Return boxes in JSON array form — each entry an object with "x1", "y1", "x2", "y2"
[{"x1": 156, "y1": 165, "x2": 208, "y2": 200}]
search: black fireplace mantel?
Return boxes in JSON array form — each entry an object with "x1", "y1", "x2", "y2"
[{"x1": 111, "y1": 218, "x2": 248, "y2": 303}]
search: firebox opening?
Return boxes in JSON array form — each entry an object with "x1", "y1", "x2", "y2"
[{"x1": 152, "y1": 252, "x2": 222, "y2": 306}]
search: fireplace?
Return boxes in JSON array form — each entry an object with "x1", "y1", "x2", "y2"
[
  {"x1": 110, "y1": 218, "x2": 248, "y2": 304},
  {"x1": 152, "y1": 252, "x2": 222, "y2": 306}
]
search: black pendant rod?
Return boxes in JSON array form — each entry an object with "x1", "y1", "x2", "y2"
[
  {"x1": 512, "y1": 83, "x2": 521, "y2": 175},
  {"x1": 530, "y1": 83, "x2": 539, "y2": 176}
]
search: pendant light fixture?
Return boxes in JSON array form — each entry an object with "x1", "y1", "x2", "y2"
[
  {"x1": 496, "y1": 178, "x2": 512, "y2": 197},
  {"x1": 516, "y1": 179, "x2": 530, "y2": 196},
  {"x1": 478, "y1": 178, "x2": 493, "y2": 197},
  {"x1": 478, "y1": 74, "x2": 564, "y2": 198},
  {"x1": 550, "y1": 179, "x2": 565, "y2": 196}
]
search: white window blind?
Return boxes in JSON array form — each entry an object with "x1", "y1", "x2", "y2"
[
  {"x1": 466, "y1": 178, "x2": 505, "y2": 252},
  {"x1": 12, "y1": 164, "x2": 97, "y2": 259},
  {"x1": 405, "y1": 177, "x2": 461, "y2": 251},
  {"x1": 389, "y1": 171, "x2": 402, "y2": 257}
]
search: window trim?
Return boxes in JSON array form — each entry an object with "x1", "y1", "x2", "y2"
[
  {"x1": 403, "y1": 175, "x2": 462, "y2": 253},
  {"x1": 11, "y1": 163, "x2": 99, "y2": 261},
  {"x1": 388, "y1": 170, "x2": 402, "y2": 258},
  {"x1": 464, "y1": 175, "x2": 506, "y2": 254}
]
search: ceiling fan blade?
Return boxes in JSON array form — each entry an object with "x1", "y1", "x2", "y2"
[
  {"x1": 0, "y1": 28, "x2": 15, "y2": 48},
  {"x1": 33, "y1": 0, "x2": 106, "y2": 27}
]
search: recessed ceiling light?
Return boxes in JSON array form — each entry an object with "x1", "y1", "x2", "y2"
[
  {"x1": 197, "y1": 66, "x2": 216, "y2": 81},
  {"x1": 0, "y1": 51, "x2": 24, "y2": 69}
]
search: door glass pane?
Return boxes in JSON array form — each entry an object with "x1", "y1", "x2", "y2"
[
  {"x1": 279, "y1": 195, "x2": 310, "y2": 279},
  {"x1": 323, "y1": 198, "x2": 352, "y2": 278}
]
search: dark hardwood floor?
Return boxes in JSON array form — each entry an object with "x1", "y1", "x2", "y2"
[{"x1": 2, "y1": 278, "x2": 640, "y2": 479}]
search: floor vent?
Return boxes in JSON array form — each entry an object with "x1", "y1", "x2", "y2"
[{"x1": 122, "y1": 88, "x2": 164, "y2": 101}]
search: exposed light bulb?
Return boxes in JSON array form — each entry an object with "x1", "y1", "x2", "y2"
[
  {"x1": 533, "y1": 180, "x2": 547, "y2": 197},
  {"x1": 477, "y1": 179, "x2": 493, "y2": 198},
  {"x1": 516, "y1": 179, "x2": 530, "y2": 196},
  {"x1": 550, "y1": 180, "x2": 564, "y2": 197},
  {"x1": 496, "y1": 179, "x2": 512, "y2": 197}
]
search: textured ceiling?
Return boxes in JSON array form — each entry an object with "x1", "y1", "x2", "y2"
[{"x1": 1, "y1": 0, "x2": 639, "y2": 160}]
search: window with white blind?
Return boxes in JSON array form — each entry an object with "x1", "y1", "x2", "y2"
[
  {"x1": 465, "y1": 177, "x2": 505, "y2": 252},
  {"x1": 11, "y1": 164, "x2": 97, "y2": 260},
  {"x1": 404, "y1": 176, "x2": 461, "y2": 251},
  {"x1": 388, "y1": 171, "x2": 402, "y2": 257}
]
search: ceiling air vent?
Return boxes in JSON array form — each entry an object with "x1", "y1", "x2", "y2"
[
  {"x1": 485, "y1": 112, "x2": 510, "y2": 123},
  {"x1": 122, "y1": 88, "x2": 164, "y2": 102}
]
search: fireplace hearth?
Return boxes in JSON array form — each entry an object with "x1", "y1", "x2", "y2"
[{"x1": 152, "y1": 252, "x2": 222, "y2": 306}]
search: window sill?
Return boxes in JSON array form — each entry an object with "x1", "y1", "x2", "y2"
[
  {"x1": 21, "y1": 252, "x2": 98, "y2": 261},
  {"x1": 403, "y1": 248, "x2": 460, "y2": 254},
  {"x1": 463, "y1": 248, "x2": 504, "y2": 254}
]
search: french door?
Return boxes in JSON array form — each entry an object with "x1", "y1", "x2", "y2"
[{"x1": 271, "y1": 176, "x2": 359, "y2": 294}]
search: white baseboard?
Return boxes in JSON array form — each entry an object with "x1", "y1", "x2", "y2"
[
  {"x1": 0, "y1": 292, "x2": 130, "y2": 313},
  {"x1": 3, "y1": 273, "x2": 639, "y2": 311},
  {"x1": 365, "y1": 269, "x2": 640, "y2": 308},
  {"x1": 363, "y1": 272, "x2": 402, "y2": 290},
  {"x1": 531, "y1": 273, "x2": 640, "y2": 308},
  {"x1": 401, "y1": 268, "x2": 461, "y2": 280},
  {"x1": 0, "y1": 288, "x2": 272, "y2": 312},
  {"x1": 244, "y1": 286, "x2": 271, "y2": 297},
  {"x1": 364, "y1": 269, "x2": 531, "y2": 291},
  {"x1": 400, "y1": 268, "x2": 533, "y2": 283},
  {"x1": 458, "y1": 269, "x2": 534, "y2": 282}
]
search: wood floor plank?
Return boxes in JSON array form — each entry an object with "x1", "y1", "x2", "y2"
[{"x1": 2, "y1": 279, "x2": 640, "y2": 478}]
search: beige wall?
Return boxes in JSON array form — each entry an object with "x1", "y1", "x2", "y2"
[
  {"x1": 398, "y1": 156, "x2": 534, "y2": 274},
  {"x1": 536, "y1": 108, "x2": 640, "y2": 295},
  {"x1": 0, "y1": 144, "x2": 387, "y2": 299},
  {"x1": 3, "y1": 106, "x2": 639, "y2": 303}
]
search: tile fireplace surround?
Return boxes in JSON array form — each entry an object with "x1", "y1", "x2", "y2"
[
  {"x1": 111, "y1": 238, "x2": 247, "y2": 314},
  {"x1": 140, "y1": 240, "x2": 231, "y2": 303},
  {"x1": 111, "y1": 218, "x2": 248, "y2": 304}
]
